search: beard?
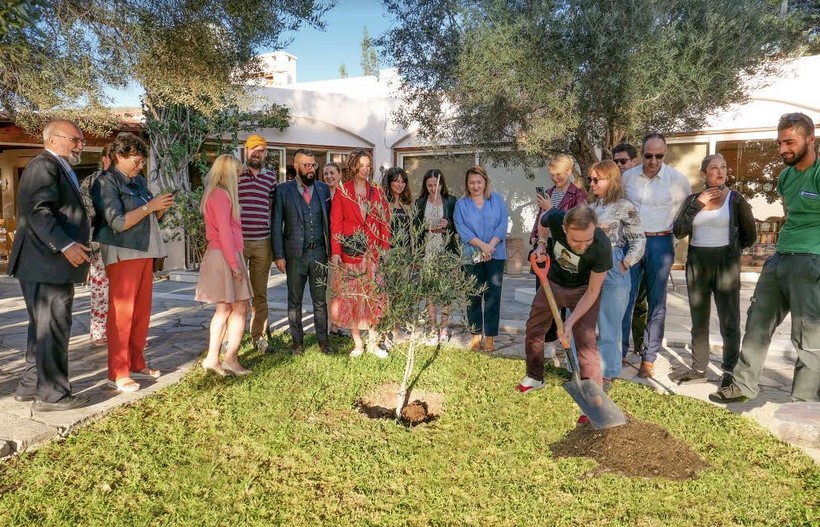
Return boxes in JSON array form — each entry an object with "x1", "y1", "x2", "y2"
[
  {"x1": 300, "y1": 171, "x2": 315, "y2": 186},
  {"x1": 67, "y1": 151, "x2": 82, "y2": 166},
  {"x1": 247, "y1": 156, "x2": 263, "y2": 170},
  {"x1": 782, "y1": 142, "x2": 809, "y2": 167}
]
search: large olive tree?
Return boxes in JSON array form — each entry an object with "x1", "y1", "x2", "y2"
[{"x1": 379, "y1": 0, "x2": 804, "y2": 171}]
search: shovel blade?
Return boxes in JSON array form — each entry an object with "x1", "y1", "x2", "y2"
[{"x1": 563, "y1": 378, "x2": 628, "y2": 430}]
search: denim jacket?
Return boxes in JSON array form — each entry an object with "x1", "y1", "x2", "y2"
[{"x1": 91, "y1": 168, "x2": 155, "y2": 251}]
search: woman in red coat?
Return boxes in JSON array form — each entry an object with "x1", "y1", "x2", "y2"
[{"x1": 330, "y1": 149, "x2": 391, "y2": 357}]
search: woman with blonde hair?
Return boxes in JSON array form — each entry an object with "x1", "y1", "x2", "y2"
[
  {"x1": 454, "y1": 165, "x2": 509, "y2": 352},
  {"x1": 587, "y1": 160, "x2": 645, "y2": 389},
  {"x1": 196, "y1": 154, "x2": 253, "y2": 376}
]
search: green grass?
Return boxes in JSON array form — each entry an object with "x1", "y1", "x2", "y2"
[{"x1": 1, "y1": 336, "x2": 818, "y2": 526}]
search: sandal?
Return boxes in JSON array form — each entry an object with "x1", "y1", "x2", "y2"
[
  {"x1": 107, "y1": 378, "x2": 140, "y2": 393},
  {"x1": 131, "y1": 368, "x2": 160, "y2": 379}
]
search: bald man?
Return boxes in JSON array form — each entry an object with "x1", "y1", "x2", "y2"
[{"x1": 9, "y1": 119, "x2": 92, "y2": 411}]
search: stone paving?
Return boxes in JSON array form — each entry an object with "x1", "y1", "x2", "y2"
[{"x1": 0, "y1": 270, "x2": 817, "y2": 463}]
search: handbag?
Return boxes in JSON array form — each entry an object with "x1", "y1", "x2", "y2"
[{"x1": 341, "y1": 236, "x2": 368, "y2": 257}]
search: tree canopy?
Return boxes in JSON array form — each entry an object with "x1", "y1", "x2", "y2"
[{"x1": 379, "y1": 0, "x2": 804, "y2": 170}]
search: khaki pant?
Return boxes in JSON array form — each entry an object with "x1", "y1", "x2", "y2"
[{"x1": 243, "y1": 238, "x2": 272, "y2": 340}]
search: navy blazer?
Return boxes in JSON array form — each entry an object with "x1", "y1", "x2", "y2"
[
  {"x1": 271, "y1": 179, "x2": 331, "y2": 260},
  {"x1": 9, "y1": 151, "x2": 90, "y2": 284}
]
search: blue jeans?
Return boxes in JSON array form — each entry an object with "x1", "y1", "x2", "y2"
[
  {"x1": 464, "y1": 258, "x2": 504, "y2": 337},
  {"x1": 621, "y1": 234, "x2": 674, "y2": 362},
  {"x1": 599, "y1": 248, "x2": 631, "y2": 378}
]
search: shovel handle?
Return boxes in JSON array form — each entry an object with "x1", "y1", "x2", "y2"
[{"x1": 528, "y1": 252, "x2": 570, "y2": 349}]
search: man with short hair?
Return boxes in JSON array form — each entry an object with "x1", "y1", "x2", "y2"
[
  {"x1": 711, "y1": 112, "x2": 820, "y2": 403},
  {"x1": 9, "y1": 119, "x2": 92, "y2": 411},
  {"x1": 239, "y1": 135, "x2": 278, "y2": 352},
  {"x1": 613, "y1": 142, "x2": 648, "y2": 361},
  {"x1": 621, "y1": 133, "x2": 692, "y2": 378},
  {"x1": 612, "y1": 143, "x2": 638, "y2": 173},
  {"x1": 272, "y1": 149, "x2": 333, "y2": 355},
  {"x1": 517, "y1": 205, "x2": 613, "y2": 406}
]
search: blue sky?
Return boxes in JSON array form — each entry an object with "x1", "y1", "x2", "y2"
[{"x1": 109, "y1": 1, "x2": 394, "y2": 106}]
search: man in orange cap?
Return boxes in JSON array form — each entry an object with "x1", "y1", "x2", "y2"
[{"x1": 239, "y1": 134, "x2": 278, "y2": 352}]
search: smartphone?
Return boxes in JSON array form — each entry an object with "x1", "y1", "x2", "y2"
[{"x1": 535, "y1": 186, "x2": 546, "y2": 199}]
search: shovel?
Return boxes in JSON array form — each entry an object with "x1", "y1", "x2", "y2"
[{"x1": 528, "y1": 253, "x2": 627, "y2": 430}]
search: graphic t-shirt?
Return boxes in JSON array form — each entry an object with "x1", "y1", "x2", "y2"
[{"x1": 542, "y1": 210, "x2": 613, "y2": 288}]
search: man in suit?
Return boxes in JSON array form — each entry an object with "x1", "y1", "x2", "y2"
[
  {"x1": 272, "y1": 149, "x2": 333, "y2": 355},
  {"x1": 9, "y1": 119, "x2": 92, "y2": 411}
]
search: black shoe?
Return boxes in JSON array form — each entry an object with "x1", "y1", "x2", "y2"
[
  {"x1": 708, "y1": 383, "x2": 748, "y2": 404},
  {"x1": 32, "y1": 394, "x2": 90, "y2": 412},
  {"x1": 318, "y1": 342, "x2": 335, "y2": 355},
  {"x1": 719, "y1": 373, "x2": 734, "y2": 390},
  {"x1": 14, "y1": 393, "x2": 35, "y2": 403},
  {"x1": 291, "y1": 343, "x2": 304, "y2": 355},
  {"x1": 671, "y1": 369, "x2": 708, "y2": 385}
]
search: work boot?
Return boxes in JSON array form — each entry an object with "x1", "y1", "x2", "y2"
[{"x1": 637, "y1": 361, "x2": 654, "y2": 378}]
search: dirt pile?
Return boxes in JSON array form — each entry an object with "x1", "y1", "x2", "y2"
[
  {"x1": 550, "y1": 416, "x2": 710, "y2": 480},
  {"x1": 357, "y1": 382, "x2": 443, "y2": 426}
]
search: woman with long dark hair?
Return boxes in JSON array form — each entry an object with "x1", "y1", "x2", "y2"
[{"x1": 416, "y1": 168, "x2": 458, "y2": 342}]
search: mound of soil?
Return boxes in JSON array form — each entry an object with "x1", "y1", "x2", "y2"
[
  {"x1": 357, "y1": 382, "x2": 443, "y2": 426},
  {"x1": 550, "y1": 416, "x2": 710, "y2": 480}
]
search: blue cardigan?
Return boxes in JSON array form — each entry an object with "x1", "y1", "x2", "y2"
[{"x1": 454, "y1": 192, "x2": 509, "y2": 260}]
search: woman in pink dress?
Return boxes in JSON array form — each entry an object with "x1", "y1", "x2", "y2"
[{"x1": 196, "y1": 155, "x2": 254, "y2": 376}]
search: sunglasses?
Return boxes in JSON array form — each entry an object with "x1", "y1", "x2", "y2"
[
  {"x1": 643, "y1": 153, "x2": 665, "y2": 160},
  {"x1": 613, "y1": 158, "x2": 631, "y2": 165},
  {"x1": 588, "y1": 177, "x2": 608, "y2": 185}
]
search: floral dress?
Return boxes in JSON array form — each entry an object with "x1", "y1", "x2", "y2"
[{"x1": 80, "y1": 172, "x2": 109, "y2": 342}]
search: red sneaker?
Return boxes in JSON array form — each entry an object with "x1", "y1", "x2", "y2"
[{"x1": 577, "y1": 415, "x2": 590, "y2": 424}]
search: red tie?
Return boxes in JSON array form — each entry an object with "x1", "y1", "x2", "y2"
[{"x1": 302, "y1": 185, "x2": 310, "y2": 204}]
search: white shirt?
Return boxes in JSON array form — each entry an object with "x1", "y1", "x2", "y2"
[
  {"x1": 623, "y1": 163, "x2": 692, "y2": 233},
  {"x1": 691, "y1": 191, "x2": 732, "y2": 247}
]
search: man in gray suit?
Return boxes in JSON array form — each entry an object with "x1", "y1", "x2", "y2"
[
  {"x1": 9, "y1": 119, "x2": 92, "y2": 411},
  {"x1": 272, "y1": 149, "x2": 333, "y2": 355}
]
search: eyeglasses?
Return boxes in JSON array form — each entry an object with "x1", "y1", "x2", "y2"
[
  {"x1": 588, "y1": 177, "x2": 608, "y2": 185},
  {"x1": 54, "y1": 134, "x2": 87, "y2": 146},
  {"x1": 613, "y1": 158, "x2": 631, "y2": 165},
  {"x1": 301, "y1": 162, "x2": 319, "y2": 170},
  {"x1": 130, "y1": 157, "x2": 146, "y2": 167},
  {"x1": 643, "y1": 153, "x2": 665, "y2": 160}
]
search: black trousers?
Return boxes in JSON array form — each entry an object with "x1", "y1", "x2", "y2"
[
  {"x1": 286, "y1": 246, "x2": 329, "y2": 344},
  {"x1": 685, "y1": 246, "x2": 741, "y2": 373},
  {"x1": 16, "y1": 280, "x2": 75, "y2": 403}
]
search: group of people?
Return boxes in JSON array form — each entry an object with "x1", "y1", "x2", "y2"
[{"x1": 8, "y1": 112, "x2": 819, "y2": 412}]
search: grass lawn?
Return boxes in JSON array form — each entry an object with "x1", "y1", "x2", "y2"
[{"x1": 1, "y1": 336, "x2": 818, "y2": 526}]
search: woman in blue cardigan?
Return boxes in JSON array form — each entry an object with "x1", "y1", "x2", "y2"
[{"x1": 454, "y1": 165, "x2": 510, "y2": 352}]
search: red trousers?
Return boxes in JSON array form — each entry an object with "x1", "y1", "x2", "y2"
[{"x1": 106, "y1": 258, "x2": 154, "y2": 381}]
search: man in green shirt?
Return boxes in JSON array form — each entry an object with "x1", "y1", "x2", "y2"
[{"x1": 711, "y1": 112, "x2": 820, "y2": 403}]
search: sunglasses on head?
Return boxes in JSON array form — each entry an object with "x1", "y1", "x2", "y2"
[{"x1": 643, "y1": 153, "x2": 665, "y2": 160}]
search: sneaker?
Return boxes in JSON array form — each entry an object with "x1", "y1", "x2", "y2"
[
  {"x1": 380, "y1": 334, "x2": 394, "y2": 351},
  {"x1": 350, "y1": 346, "x2": 365, "y2": 358},
  {"x1": 577, "y1": 415, "x2": 590, "y2": 424},
  {"x1": 369, "y1": 346, "x2": 389, "y2": 359},
  {"x1": 515, "y1": 376, "x2": 545, "y2": 394},
  {"x1": 708, "y1": 383, "x2": 748, "y2": 404},
  {"x1": 670, "y1": 368, "x2": 708, "y2": 385},
  {"x1": 719, "y1": 372, "x2": 734, "y2": 389},
  {"x1": 256, "y1": 338, "x2": 272, "y2": 353}
]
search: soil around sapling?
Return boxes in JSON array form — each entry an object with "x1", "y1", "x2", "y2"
[
  {"x1": 550, "y1": 415, "x2": 711, "y2": 480},
  {"x1": 356, "y1": 382, "x2": 443, "y2": 426}
]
